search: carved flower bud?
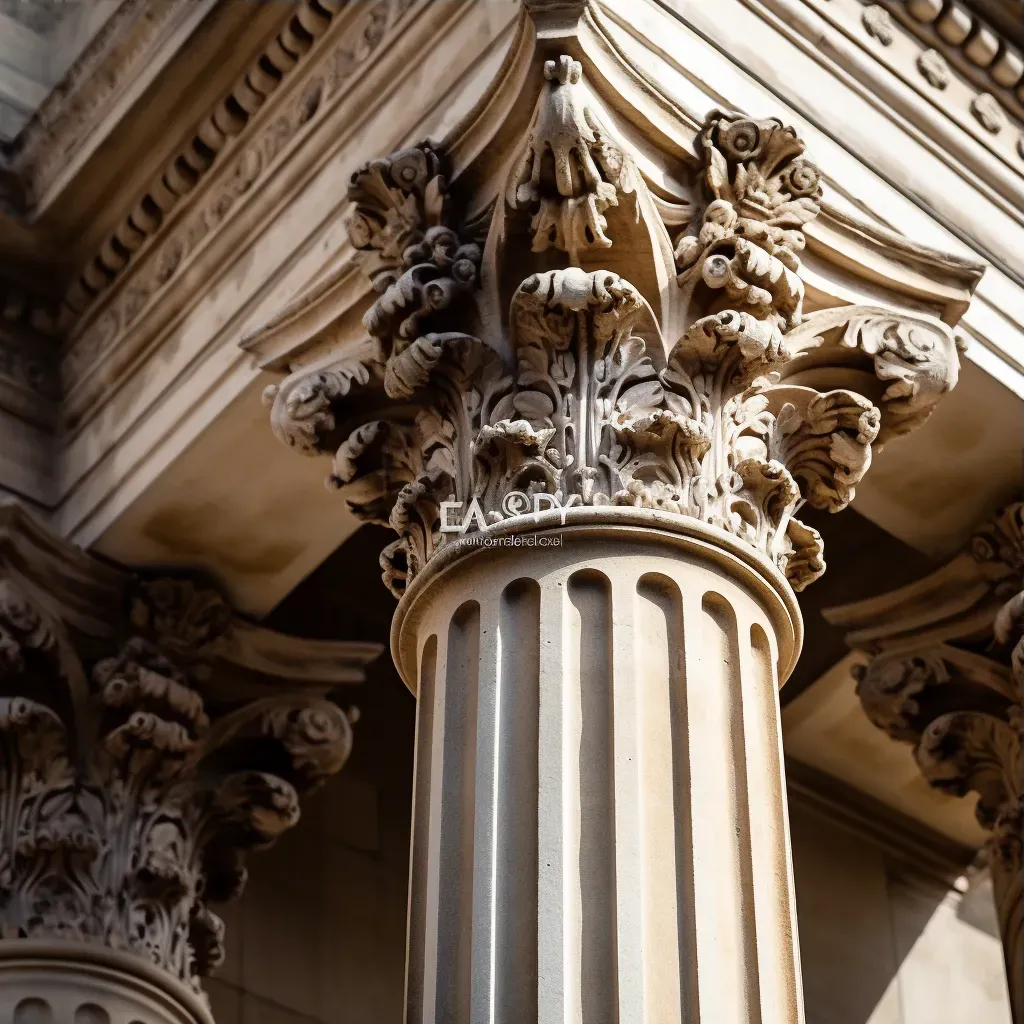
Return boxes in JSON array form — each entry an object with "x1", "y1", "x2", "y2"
[
  {"x1": 704, "y1": 198, "x2": 738, "y2": 228},
  {"x1": 673, "y1": 234, "x2": 702, "y2": 270},
  {"x1": 780, "y1": 158, "x2": 821, "y2": 198},
  {"x1": 716, "y1": 117, "x2": 763, "y2": 161},
  {"x1": 388, "y1": 145, "x2": 433, "y2": 192},
  {"x1": 544, "y1": 54, "x2": 582, "y2": 85}
]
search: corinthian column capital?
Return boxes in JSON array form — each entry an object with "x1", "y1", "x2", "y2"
[
  {"x1": 259, "y1": 95, "x2": 959, "y2": 601},
  {"x1": 827, "y1": 499, "x2": 1024, "y2": 1017},
  {"x1": 0, "y1": 501, "x2": 380, "y2": 1024}
]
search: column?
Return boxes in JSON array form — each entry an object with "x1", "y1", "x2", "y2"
[
  {"x1": 0, "y1": 501, "x2": 377, "y2": 1024},
  {"x1": 394, "y1": 509, "x2": 803, "y2": 1024},
  {"x1": 254, "y1": 9, "x2": 964, "y2": 1018},
  {"x1": 826, "y1": 500, "x2": 1024, "y2": 1019}
]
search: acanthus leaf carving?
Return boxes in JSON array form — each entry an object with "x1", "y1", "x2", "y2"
[
  {"x1": 971, "y1": 500, "x2": 1024, "y2": 595},
  {"x1": 257, "y1": 98, "x2": 960, "y2": 601},
  {"x1": 0, "y1": 570, "x2": 364, "y2": 994},
  {"x1": 782, "y1": 305, "x2": 961, "y2": 443},
  {"x1": 348, "y1": 143, "x2": 482, "y2": 349},
  {"x1": 323, "y1": 264, "x2": 881, "y2": 593},
  {"x1": 262, "y1": 346, "x2": 384, "y2": 456},
  {"x1": 674, "y1": 110, "x2": 822, "y2": 331}
]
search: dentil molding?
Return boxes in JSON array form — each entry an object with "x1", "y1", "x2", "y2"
[{"x1": 794, "y1": 0, "x2": 1024, "y2": 177}]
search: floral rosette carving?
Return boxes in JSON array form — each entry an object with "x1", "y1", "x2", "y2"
[
  {"x1": 263, "y1": 142, "x2": 483, "y2": 460},
  {"x1": 0, "y1": 577, "x2": 358, "y2": 992}
]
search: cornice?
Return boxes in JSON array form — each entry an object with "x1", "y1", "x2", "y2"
[
  {"x1": 60, "y1": 0, "x2": 336, "y2": 321},
  {"x1": 886, "y1": 0, "x2": 1024, "y2": 119},
  {"x1": 57, "y1": 0, "x2": 427, "y2": 439},
  {"x1": 1, "y1": 0, "x2": 220, "y2": 217},
  {"x1": 790, "y1": 0, "x2": 1024, "y2": 180},
  {"x1": 805, "y1": 197, "x2": 986, "y2": 322}
]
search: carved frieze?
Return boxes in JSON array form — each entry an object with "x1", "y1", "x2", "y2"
[
  {"x1": 60, "y1": 0, "x2": 417, "y2": 434},
  {"x1": 258, "y1": 45, "x2": 961, "y2": 599},
  {"x1": 0, "y1": 501, "x2": 378, "y2": 995}
]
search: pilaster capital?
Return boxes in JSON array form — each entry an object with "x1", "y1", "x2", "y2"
[
  {"x1": 0, "y1": 500, "x2": 380, "y2": 999},
  {"x1": 828, "y1": 497, "x2": 1024, "y2": 867},
  {"x1": 830, "y1": 499, "x2": 1024, "y2": 1014}
]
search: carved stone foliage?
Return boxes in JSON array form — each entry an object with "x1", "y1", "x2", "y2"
[
  {"x1": 348, "y1": 143, "x2": 482, "y2": 351},
  {"x1": 508, "y1": 55, "x2": 638, "y2": 263},
  {"x1": 837, "y1": 500, "x2": 1024, "y2": 1017},
  {"x1": 0, "y1": 569, "x2": 362, "y2": 994},
  {"x1": 258, "y1": 66, "x2": 960, "y2": 600},
  {"x1": 674, "y1": 110, "x2": 822, "y2": 331}
]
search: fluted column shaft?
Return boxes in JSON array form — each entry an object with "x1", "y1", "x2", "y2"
[{"x1": 392, "y1": 509, "x2": 805, "y2": 1024}]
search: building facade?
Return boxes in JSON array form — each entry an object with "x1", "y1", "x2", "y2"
[{"x1": 0, "y1": 1, "x2": 1022, "y2": 1022}]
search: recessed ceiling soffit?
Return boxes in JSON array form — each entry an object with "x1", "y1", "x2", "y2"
[{"x1": 247, "y1": 0, "x2": 979, "y2": 599}]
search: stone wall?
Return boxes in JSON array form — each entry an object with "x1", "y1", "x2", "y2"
[{"x1": 791, "y1": 802, "x2": 1011, "y2": 1024}]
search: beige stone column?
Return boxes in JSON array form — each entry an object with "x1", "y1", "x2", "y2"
[
  {"x1": 393, "y1": 509, "x2": 803, "y2": 1024},
  {"x1": 826, "y1": 500, "x2": 1024, "y2": 1021},
  {"x1": 0, "y1": 501, "x2": 379, "y2": 1024},
  {"x1": 252, "y1": 8, "x2": 966, "y2": 1017}
]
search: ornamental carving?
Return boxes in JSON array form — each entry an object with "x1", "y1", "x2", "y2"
[
  {"x1": 674, "y1": 110, "x2": 822, "y2": 331},
  {"x1": 508, "y1": 55, "x2": 638, "y2": 263},
  {"x1": 347, "y1": 143, "x2": 482, "y2": 350},
  {"x1": 917, "y1": 49, "x2": 950, "y2": 91},
  {"x1": 971, "y1": 92, "x2": 1007, "y2": 134},
  {"x1": 862, "y1": 5, "x2": 895, "y2": 46},
  {"x1": 257, "y1": 49, "x2": 960, "y2": 601},
  {"x1": 0, "y1": 508, "x2": 377, "y2": 997},
  {"x1": 831, "y1": 500, "x2": 1024, "y2": 1018}
]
